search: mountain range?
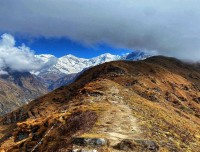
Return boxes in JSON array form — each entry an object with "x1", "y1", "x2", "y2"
[
  {"x1": 0, "y1": 50, "x2": 152, "y2": 116},
  {"x1": 33, "y1": 53, "x2": 120, "y2": 86},
  {"x1": 33, "y1": 50, "x2": 153, "y2": 89},
  {"x1": 0, "y1": 56, "x2": 199, "y2": 151}
]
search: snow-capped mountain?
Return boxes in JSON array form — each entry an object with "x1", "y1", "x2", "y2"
[
  {"x1": 122, "y1": 50, "x2": 156, "y2": 61},
  {"x1": 33, "y1": 51, "x2": 154, "y2": 88},
  {"x1": 35, "y1": 53, "x2": 120, "y2": 75},
  {"x1": 55, "y1": 53, "x2": 120, "y2": 74},
  {"x1": 33, "y1": 53, "x2": 120, "y2": 85}
]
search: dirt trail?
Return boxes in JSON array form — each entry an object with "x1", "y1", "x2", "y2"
[
  {"x1": 93, "y1": 86, "x2": 142, "y2": 146},
  {"x1": 102, "y1": 103, "x2": 140, "y2": 143}
]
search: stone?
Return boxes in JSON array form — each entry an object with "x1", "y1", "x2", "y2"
[
  {"x1": 114, "y1": 139, "x2": 137, "y2": 151},
  {"x1": 14, "y1": 132, "x2": 29, "y2": 142},
  {"x1": 134, "y1": 139, "x2": 159, "y2": 151},
  {"x1": 114, "y1": 139, "x2": 159, "y2": 152},
  {"x1": 81, "y1": 150, "x2": 97, "y2": 152},
  {"x1": 73, "y1": 137, "x2": 109, "y2": 147}
]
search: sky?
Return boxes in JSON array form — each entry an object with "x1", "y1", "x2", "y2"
[
  {"x1": 0, "y1": 33, "x2": 42, "y2": 72},
  {"x1": 0, "y1": 0, "x2": 200, "y2": 72},
  {"x1": 0, "y1": 33, "x2": 132, "y2": 72},
  {"x1": 13, "y1": 35, "x2": 131, "y2": 58}
]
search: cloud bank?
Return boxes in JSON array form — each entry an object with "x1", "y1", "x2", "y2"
[
  {"x1": 0, "y1": 70, "x2": 8, "y2": 75},
  {"x1": 0, "y1": 0, "x2": 200, "y2": 60},
  {"x1": 0, "y1": 34, "x2": 42, "y2": 72}
]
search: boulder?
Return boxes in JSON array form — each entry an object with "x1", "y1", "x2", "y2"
[
  {"x1": 135, "y1": 139, "x2": 159, "y2": 151},
  {"x1": 72, "y1": 137, "x2": 109, "y2": 152},
  {"x1": 73, "y1": 137, "x2": 109, "y2": 147},
  {"x1": 14, "y1": 131, "x2": 29, "y2": 142},
  {"x1": 72, "y1": 149, "x2": 98, "y2": 152},
  {"x1": 114, "y1": 139, "x2": 159, "y2": 152},
  {"x1": 114, "y1": 139, "x2": 138, "y2": 151}
]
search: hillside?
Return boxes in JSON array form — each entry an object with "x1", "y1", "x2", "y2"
[
  {"x1": 0, "y1": 56, "x2": 200, "y2": 152},
  {"x1": 0, "y1": 71, "x2": 48, "y2": 116},
  {"x1": 48, "y1": 73, "x2": 79, "y2": 90}
]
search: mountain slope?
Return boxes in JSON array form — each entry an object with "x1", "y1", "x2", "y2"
[
  {"x1": 48, "y1": 73, "x2": 78, "y2": 90},
  {"x1": 0, "y1": 56, "x2": 199, "y2": 152},
  {"x1": 0, "y1": 71, "x2": 48, "y2": 115}
]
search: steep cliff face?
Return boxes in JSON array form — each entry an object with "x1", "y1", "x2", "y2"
[
  {"x1": 0, "y1": 56, "x2": 199, "y2": 152},
  {"x1": 0, "y1": 70, "x2": 48, "y2": 115}
]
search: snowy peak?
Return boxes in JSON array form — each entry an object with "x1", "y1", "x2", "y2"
[
  {"x1": 34, "y1": 51, "x2": 154, "y2": 85},
  {"x1": 90, "y1": 53, "x2": 120, "y2": 63},
  {"x1": 59, "y1": 54, "x2": 86, "y2": 65},
  {"x1": 123, "y1": 50, "x2": 156, "y2": 61},
  {"x1": 54, "y1": 53, "x2": 120, "y2": 75},
  {"x1": 35, "y1": 54, "x2": 57, "y2": 62},
  {"x1": 62, "y1": 54, "x2": 81, "y2": 59},
  {"x1": 95, "y1": 53, "x2": 118, "y2": 58}
]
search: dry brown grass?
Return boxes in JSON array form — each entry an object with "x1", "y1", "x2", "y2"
[{"x1": 0, "y1": 56, "x2": 200, "y2": 151}]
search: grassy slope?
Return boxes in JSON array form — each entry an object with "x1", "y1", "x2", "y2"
[{"x1": 0, "y1": 56, "x2": 200, "y2": 152}]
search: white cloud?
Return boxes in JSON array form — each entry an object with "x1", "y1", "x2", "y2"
[
  {"x1": 0, "y1": 0, "x2": 200, "y2": 60},
  {"x1": 0, "y1": 33, "x2": 43, "y2": 72},
  {"x1": 0, "y1": 70, "x2": 8, "y2": 75},
  {"x1": 0, "y1": 34, "x2": 15, "y2": 47}
]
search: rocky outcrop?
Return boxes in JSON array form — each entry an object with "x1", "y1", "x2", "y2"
[
  {"x1": 72, "y1": 137, "x2": 109, "y2": 152},
  {"x1": 114, "y1": 139, "x2": 159, "y2": 152},
  {"x1": 2, "y1": 109, "x2": 29, "y2": 124},
  {"x1": 73, "y1": 137, "x2": 109, "y2": 147}
]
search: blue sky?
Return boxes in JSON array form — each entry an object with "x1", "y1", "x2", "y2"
[{"x1": 14, "y1": 35, "x2": 131, "y2": 58}]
